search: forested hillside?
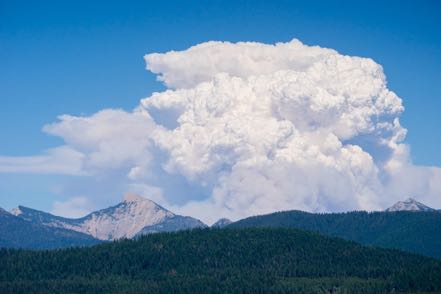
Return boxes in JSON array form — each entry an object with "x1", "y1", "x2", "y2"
[
  {"x1": 1, "y1": 228, "x2": 441, "y2": 293},
  {"x1": 230, "y1": 210, "x2": 441, "y2": 259}
]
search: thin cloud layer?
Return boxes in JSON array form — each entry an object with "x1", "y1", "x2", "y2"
[{"x1": 1, "y1": 39, "x2": 440, "y2": 222}]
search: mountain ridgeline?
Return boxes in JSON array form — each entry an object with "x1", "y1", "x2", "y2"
[
  {"x1": 0, "y1": 194, "x2": 206, "y2": 249},
  {"x1": 1, "y1": 196, "x2": 441, "y2": 257},
  {"x1": 12, "y1": 193, "x2": 206, "y2": 241},
  {"x1": 2, "y1": 198, "x2": 441, "y2": 292},
  {"x1": 1, "y1": 228, "x2": 441, "y2": 293},
  {"x1": 229, "y1": 209, "x2": 441, "y2": 259},
  {"x1": 0, "y1": 208, "x2": 100, "y2": 250}
]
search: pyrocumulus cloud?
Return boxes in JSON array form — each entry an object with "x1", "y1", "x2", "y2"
[{"x1": 1, "y1": 39, "x2": 440, "y2": 223}]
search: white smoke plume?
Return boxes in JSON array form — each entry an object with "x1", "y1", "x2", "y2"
[{"x1": 1, "y1": 39, "x2": 440, "y2": 223}]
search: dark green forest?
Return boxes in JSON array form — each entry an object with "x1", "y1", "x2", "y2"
[
  {"x1": 1, "y1": 228, "x2": 441, "y2": 293},
  {"x1": 230, "y1": 210, "x2": 441, "y2": 259}
]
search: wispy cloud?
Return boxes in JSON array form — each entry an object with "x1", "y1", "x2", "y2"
[{"x1": 0, "y1": 146, "x2": 84, "y2": 175}]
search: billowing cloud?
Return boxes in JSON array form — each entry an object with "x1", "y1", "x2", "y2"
[
  {"x1": 43, "y1": 109, "x2": 155, "y2": 174},
  {"x1": 1, "y1": 39, "x2": 440, "y2": 224},
  {"x1": 145, "y1": 39, "x2": 336, "y2": 89},
  {"x1": 142, "y1": 39, "x2": 410, "y2": 222},
  {"x1": 1, "y1": 109, "x2": 155, "y2": 175}
]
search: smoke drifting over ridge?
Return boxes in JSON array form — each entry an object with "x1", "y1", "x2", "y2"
[{"x1": 1, "y1": 39, "x2": 440, "y2": 223}]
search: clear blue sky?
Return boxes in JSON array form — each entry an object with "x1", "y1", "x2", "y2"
[{"x1": 1, "y1": 0, "x2": 440, "y2": 211}]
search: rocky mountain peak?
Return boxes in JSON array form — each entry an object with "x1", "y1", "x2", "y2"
[
  {"x1": 123, "y1": 193, "x2": 146, "y2": 203},
  {"x1": 212, "y1": 218, "x2": 232, "y2": 228},
  {"x1": 386, "y1": 198, "x2": 435, "y2": 212}
]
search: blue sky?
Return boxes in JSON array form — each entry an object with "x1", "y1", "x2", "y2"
[{"x1": 1, "y1": 0, "x2": 441, "y2": 216}]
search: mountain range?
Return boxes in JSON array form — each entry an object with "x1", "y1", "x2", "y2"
[
  {"x1": 11, "y1": 193, "x2": 206, "y2": 241},
  {"x1": 1, "y1": 196, "x2": 439, "y2": 254},
  {"x1": 1, "y1": 193, "x2": 206, "y2": 249}
]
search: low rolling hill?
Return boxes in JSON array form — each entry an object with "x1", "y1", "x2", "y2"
[{"x1": 229, "y1": 210, "x2": 441, "y2": 259}]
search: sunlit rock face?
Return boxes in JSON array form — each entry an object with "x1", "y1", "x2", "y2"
[{"x1": 12, "y1": 193, "x2": 205, "y2": 240}]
